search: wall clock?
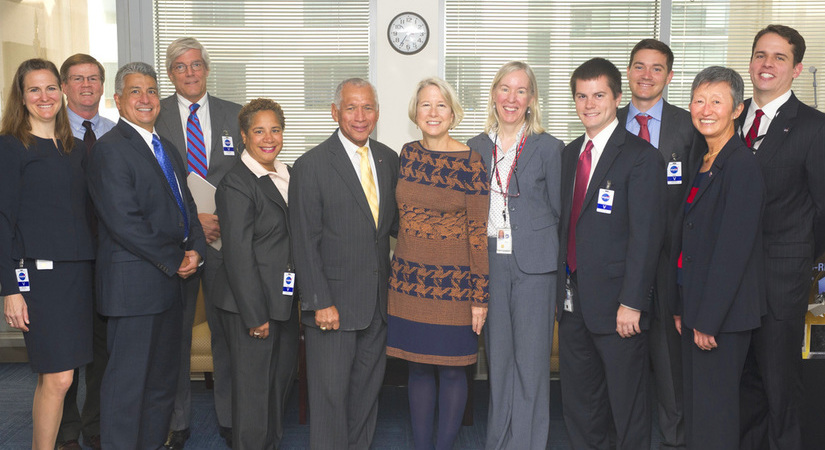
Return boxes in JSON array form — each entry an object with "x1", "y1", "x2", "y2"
[{"x1": 387, "y1": 12, "x2": 429, "y2": 55}]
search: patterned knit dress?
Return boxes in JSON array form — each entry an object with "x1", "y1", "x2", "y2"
[{"x1": 387, "y1": 141, "x2": 489, "y2": 366}]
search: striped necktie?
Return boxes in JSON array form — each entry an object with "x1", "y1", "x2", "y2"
[{"x1": 187, "y1": 103, "x2": 207, "y2": 178}]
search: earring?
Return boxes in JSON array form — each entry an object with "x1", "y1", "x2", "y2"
[{"x1": 526, "y1": 106, "x2": 531, "y2": 116}]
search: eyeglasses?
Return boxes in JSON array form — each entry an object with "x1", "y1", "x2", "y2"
[
  {"x1": 491, "y1": 164, "x2": 520, "y2": 198},
  {"x1": 172, "y1": 61, "x2": 206, "y2": 73},
  {"x1": 67, "y1": 75, "x2": 101, "y2": 84}
]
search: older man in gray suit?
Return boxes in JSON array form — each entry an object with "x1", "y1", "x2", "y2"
[
  {"x1": 154, "y1": 37, "x2": 243, "y2": 449},
  {"x1": 290, "y1": 78, "x2": 398, "y2": 449}
]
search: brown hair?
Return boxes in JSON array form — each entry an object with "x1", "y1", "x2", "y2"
[
  {"x1": 570, "y1": 57, "x2": 622, "y2": 98},
  {"x1": 752, "y1": 24, "x2": 806, "y2": 65},
  {"x1": 60, "y1": 53, "x2": 106, "y2": 83},
  {"x1": 629, "y1": 39, "x2": 674, "y2": 72},
  {"x1": 239, "y1": 98, "x2": 285, "y2": 133},
  {"x1": 1, "y1": 58, "x2": 74, "y2": 153}
]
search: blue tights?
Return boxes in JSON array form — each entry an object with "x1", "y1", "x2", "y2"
[{"x1": 407, "y1": 362, "x2": 468, "y2": 450}]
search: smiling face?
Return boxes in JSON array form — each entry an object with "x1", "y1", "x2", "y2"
[
  {"x1": 690, "y1": 81, "x2": 744, "y2": 142},
  {"x1": 23, "y1": 69, "x2": 63, "y2": 126},
  {"x1": 574, "y1": 76, "x2": 621, "y2": 138},
  {"x1": 115, "y1": 73, "x2": 160, "y2": 132},
  {"x1": 242, "y1": 109, "x2": 283, "y2": 171},
  {"x1": 62, "y1": 63, "x2": 104, "y2": 116},
  {"x1": 331, "y1": 83, "x2": 378, "y2": 147},
  {"x1": 415, "y1": 84, "x2": 454, "y2": 140},
  {"x1": 627, "y1": 49, "x2": 673, "y2": 109},
  {"x1": 749, "y1": 32, "x2": 803, "y2": 104},
  {"x1": 169, "y1": 48, "x2": 209, "y2": 103},
  {"x1": 494, "y1": 69, "x2": 532, "y2": 128}
]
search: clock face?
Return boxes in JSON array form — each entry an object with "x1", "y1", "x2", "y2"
[{"x1": 387, "y1": 12, "x2": 429, "y2": 55}]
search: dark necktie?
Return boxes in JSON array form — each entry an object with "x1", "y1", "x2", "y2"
[
  {"x1": 567, "y1": 140, "x2": 593, "y2": 273},
  {"x1": 745, "y1": 109, "x2": 765, "y2": 149},
  {"x1": 635, "y1": 114, "x2": 651, "y2": 143},
  {"x1": 152, "y1": 134, "x2": 189, "y2": 239},
  {"x1": 187, "y1": 103, "x2": 207, "y2": 178},
  {"x1": 82, "y1": 120, "x2": 96, "y2": 154}
]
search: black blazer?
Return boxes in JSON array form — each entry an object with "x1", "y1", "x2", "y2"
[
  {"x1": 557, "y1": 125, "x2": 666, "y2": 334},
  {"x1": 289, "y1": 131, "x2": 399, "y2": 330},
  {"x1": 87, "y1": 120, "x2": 206, "y2": 317},
  {"x1": 736, "y1": 93, "x2": 825, "y2": 320},
  {"x1": 212, "y1": 159, "x2": 294, "y2": 327},
  {"x1": 670, "y1": 135, "x2": 767, "y2": 335}
]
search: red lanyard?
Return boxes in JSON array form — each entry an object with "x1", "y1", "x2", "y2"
[{"x1": 492, "y1": 132, "x2": 527, "y2": 200}]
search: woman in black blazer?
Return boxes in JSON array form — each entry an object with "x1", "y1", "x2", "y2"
[
  {"x1": 671, "y1": 66, "x2": 766, "y2": 450},
  {"x1": 213, "y1": 99, "x2": 298, "y2": 449},
  {"x1": 1, "y1": 59, "x2": 95, "y2": 449}
]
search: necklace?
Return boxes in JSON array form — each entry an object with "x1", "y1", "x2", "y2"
[{"x1": 703, "y1": 148, "x2": 722, "y2": 164}]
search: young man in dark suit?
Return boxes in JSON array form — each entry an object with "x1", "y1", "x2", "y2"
[
  {"x1": 154, "y1": 37, "x2": 243, "y2": 450},
  {"x1": 558, "y1": 57, "x2": 665, "y2": 450},
  {"x1": 738, "y1": 24, "x2": 825, "y2": 450},
  {"x1": 289, "y1": 78, "x2": 399, "y2": 449},
  {"x1": 617, "y1": 39, "x2": 700, "y2": 450},
  {"x1": 87, "y1": 62, "x2": 205, "y2": 450}
]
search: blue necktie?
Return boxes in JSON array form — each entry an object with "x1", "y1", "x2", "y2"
[
  {"x1": 186, "y1": 103, "x2": 207, "y2": 178},
  {"x1": 152, "y1": 134, "x2": 189, "y2": 239}
]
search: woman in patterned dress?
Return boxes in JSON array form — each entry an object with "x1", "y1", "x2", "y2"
[{"x1": 387, "y1": 77, "x2": 489, "y2": 450}]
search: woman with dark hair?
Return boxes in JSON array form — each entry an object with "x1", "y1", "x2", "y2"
[
  {"x1": 1, "y1": 58, "x2": 94, "y2": 449},
  {"x1": 467, "y1": 61, "x2": 563, "y2": 450},
  {"x1": 213, "y1": 98, "x2": 298, "y2": 449},
  {"x1": 671, "y1": 66, "x2": 766, "y2": 449}
]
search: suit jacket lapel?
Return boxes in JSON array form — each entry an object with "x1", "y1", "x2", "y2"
[
  {"x1": 687, "y1": 138, "x2": 736, "y2": 210},
  {"x1": 159, "y1": 96, "x2": 186, "y2": 157},
  {"x1": 513, "y1": 134, "x2": 539, "y2": 194},
  {"x1": 119, "y1": 121, "x2": 178, "y2": 205},
  {"x1": 373, "y1": 142, "x2": 393, "y2": 230},
  {"x1": 659, "y1": 102, "x2": 679, "y2": 158},
  {"x1": 582, "y1": 128, "x2": 623, "y2": 213},
  {"x1": 209, "y1": 97, "x2": 229, "y2": 170},
  {"x1": 756, "y1": 94, "x2": 799, "y2": 165},
  {"x1": 327, "y1": 133, "x2": 376, "y2": 228},
  {"x1": 256, "y1": 174, "x2": 288, "y2": 215}
]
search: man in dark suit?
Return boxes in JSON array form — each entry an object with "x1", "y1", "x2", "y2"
[
  {"x1": 558, "y1": 58, "x2": 665, "y2": 450},
  {"x1": 738, "y1": 24, "x2": 825, "y2": 450},
  {"x1": 87, "y1": 61, "x2": 206, "y2": 450},
  {"x1": 154, "y1": 37, "x2": 243, "y2": 449},
  {"x1": 617, "y1": 39, "x2": 699, "y2": 450},
  {"x1": 56, "y1": 53, "x2": 116, "y2": 450},
  {"x1": 290, "y1": 78, "x2": 399, "y2": 449}
]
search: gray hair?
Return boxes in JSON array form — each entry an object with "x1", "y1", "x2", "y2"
[
  {"x1": 690, "y1": 66, "x2": 745, "y2": 110},
  {"x1": 165, "y1": 37, "x2": 211, "y2": 74},
  {"x1": 114, "y1": 62, "x2": 158, "y2": 95},
  {"x1": 333, "y1": 78, "x2": 378, "y2": 109}
]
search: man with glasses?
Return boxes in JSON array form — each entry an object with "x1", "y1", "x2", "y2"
[
  {"x1": 55, "y1": 53, "x2": 116, "y2": 450},
  {"x1": 155, "y1": 36, "x2": 243, "y2": 450}
]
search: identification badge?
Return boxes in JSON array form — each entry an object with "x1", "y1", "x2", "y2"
[
  {"x1": 15, "y1": 268, "x2": 30, "y2": 292},
  {"x1": 222, "y1": 135, "x2": 235, "y2": 156},
  {"x1": 596, "y1": 188, "x2": 614, "y2": 214},
  {"x1": 36, "y1": 259, "x2": 53, "y2": 270},
  {"x1": 563, "y1": 275, "x2": 574, "y2": 312},
  {"x1": 283, "y1": 271, "x2": 295, "y2": 296},
  {"x1": 667, "y1": 161, "x2": 682, "y2": 185},
  {"x1": 496, "y1": 228, "x2": 512, "y2": 254}
]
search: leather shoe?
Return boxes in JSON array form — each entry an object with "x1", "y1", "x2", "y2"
[
  {"x1": 219, "y1": 426, "x2": 232, "y2": 448},
  {"x1": 57, "y1": 440, "x2": 82, "y2": 450},
  {"x1": 163, "y1": 428, "x2": 191, "y2": 450},
  {"x1": 83, "y1": 434, "x2": 102, "y2": 450}
]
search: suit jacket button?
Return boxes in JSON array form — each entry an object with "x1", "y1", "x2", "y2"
[
  {"x1": 685, "y1": 256, "x2": 692, "y2": 263},
  {"x1": 687, "y1": 222, "x2": 694, "y2": 229}
]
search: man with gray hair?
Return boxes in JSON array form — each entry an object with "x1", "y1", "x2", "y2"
[
  {"x1": 290, "y1": 77, "x2": 398, "y2": 449},
  {"x1": 86, "y1": 61, "x2": 205, "y2": 449},
  {"x1": 154, "y1": 36, "x2": 242, "y2": 450}
]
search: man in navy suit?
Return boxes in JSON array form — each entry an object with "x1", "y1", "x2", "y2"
[
  {"x1": 87, "y1": 62, "x2": 205, "y2": 450},
  {"x1": 155, "y1": 37, "x2": 242, "y2": 450},
  {"x1": 557, "y1": 58, "x2": 665, "y2": 450},
  {"x1": 617, "y1": 39, "x2": 699, "y2": 450},
  {"x1": 290, "y1": 78, "x2": 398, "y2": 449},
  {"x1": 738, "y1": 24, "x2": 825, "y2": 450}
]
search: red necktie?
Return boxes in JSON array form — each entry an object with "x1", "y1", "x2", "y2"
[
  {"x1": 567, "y1": 140, "x2": 593, "y2": 273},
  {"x1": 745, "y1": 109, "x2": 764, "y2": 148},
  {"x1": 635, "y1": 114, "x2": 651, "y2": 143}
]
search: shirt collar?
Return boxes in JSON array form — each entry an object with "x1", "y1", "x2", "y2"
[
  {"x1": 487, "y1": 122, "x2": 527, "y2": 152},
  {"x1": 750, "y1": 89, "x2": 793, "y2": 120},
  {"x1": 586, "y1": 118, "x2": 620, "y2": 153},
  {"x1": 627, "y1": 98, "x2": 664, "y2": 125},
  {"x1": 337, "y1": 128, "x2": 370, "y2": 157},
  {"x1": 121, "y1": 117, "x2": 157, "y2": 149},
  {"x1": 67, "y1": 107, "x2": 101, "y2": 133},
  {"x1": 241, "y1": 150, "x2": 288, "y2": 177},
  {"x1": 176, "y1": 92, "x2": 209, "y2": 111}
]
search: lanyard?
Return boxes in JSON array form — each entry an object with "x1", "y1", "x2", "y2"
[{"x1": 492, "y1": 132, "x2": 527, "y2": 222}]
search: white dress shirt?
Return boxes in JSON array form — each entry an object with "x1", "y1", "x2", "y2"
[{"x1": 337, "y1": 129, "x2": 380, "y2": 202}]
